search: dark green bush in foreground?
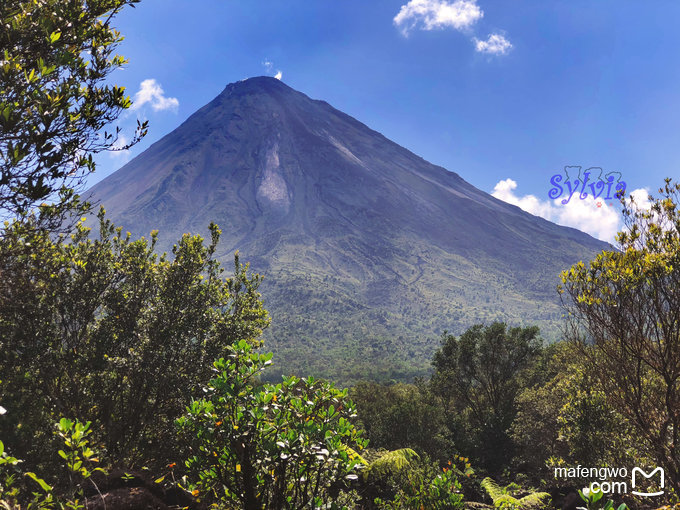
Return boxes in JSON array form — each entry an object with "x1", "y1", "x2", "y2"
[{"x1": 176, "y1": 340, "x2": 367, "y2": 509}]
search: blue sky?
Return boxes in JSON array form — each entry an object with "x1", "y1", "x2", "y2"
[{"x1": 95, "y1": 0, "x2": 680, "y2": 242}]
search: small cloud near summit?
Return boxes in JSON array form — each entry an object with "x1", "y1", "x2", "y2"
[{"x1": 262, "y1": 59, "x2": 283, "y2": 80}]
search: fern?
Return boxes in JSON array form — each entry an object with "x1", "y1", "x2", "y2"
[
  {"x1": 481, "y1": 477, "x2": 550, "y2": 510},
  {"x1": 364, "y1": 448, "x2": 420, "y2": 482}
]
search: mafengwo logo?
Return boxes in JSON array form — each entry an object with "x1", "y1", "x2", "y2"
[
  {"x1": 554, "y1": 465, "x2": 664, "y2": 498},
  {"x1": 631, "y1": 467, "x2": 664, "y2": 497}
]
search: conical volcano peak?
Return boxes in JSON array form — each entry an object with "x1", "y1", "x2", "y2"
[
  {"x1": 195, "y1": 75, "x2": 331, "y2": 134},
  {"x1": 87, "y1": 79, "x2": 610, "y2": 381}
]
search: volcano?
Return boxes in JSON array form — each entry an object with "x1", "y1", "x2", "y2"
[{"x1": 88, "y1": 76, "x2": 609, "y2": 382}]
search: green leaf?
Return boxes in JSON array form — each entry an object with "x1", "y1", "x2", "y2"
[
  {"x1": 25, "y1": 472, "x2": 53, "y2": 492},
  {"x1": 592, "y1": 488, "x2": 603, "y2": 503}
]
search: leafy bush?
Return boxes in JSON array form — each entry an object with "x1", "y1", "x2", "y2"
[
  {"x1": 430, "y1": 323, "x2": 543, "y2": 473},
  {"x1": 0, "y1": 211, "x2": 269, "y2": 467},
  {"x1": 373, "y1": 457, "x2": 465, "y2": 510},
  {"x1": 351, "y1": 382, "x2": 453, "y2": 460},
  {"x1": 0, "y1": 0, "x2": 147, "y2": 220},
  {"x1": 511, "y1": 342, "x2": 640, "y2": 482},
  {"x1": 0, "y1": 418, "x2": 104, "y2": 509},
  {"x1": 577, "y1": 487, "x2": 627, "y2": 510},
  {"x1": 559, "y1": 178, "x2": 680, "y2": 492},
  {"x1": 176, "y1": 340, "x2": 367, "y2": 509}
]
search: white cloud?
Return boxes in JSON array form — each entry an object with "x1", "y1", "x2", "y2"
[
  {"x1": 627, "y1": 188, "x2": 652, "y2": 211},
  {"x1": 555, "y1": 195, "x2": 621, "y2": 244},
  {"x1": 474, "y1": 33, "x2": 512, "y2": 55},
  {"x1": 132, "y1": 79, "x2": 179, "y2": 112},
  {"x1": 262, "y1": 59, "x2": 283, "y2": 81},
  {"x1": 394, "y1": 0, "x2": 483, "y2": 36},
  {"x1": 491, "y1": 178, "x2": 625, "y2": 243},
  {"x1": 492, "y1": 179, "x2": 553, "y2": 218}
]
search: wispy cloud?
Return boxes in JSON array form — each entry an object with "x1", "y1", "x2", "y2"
[
  {"x1": 474, "y1": 33, "x2": 512, "y2": 55},
  {"x1": 263, "y1": 59, "x2": 283, "y2": 80},
  {"x1": 132, "y1": 79, "x2": 179, "y2": 112},
  {"x1": 393, "y1": 0, "x2": 483, "y2": 36},
  {"x1": 491, "y1": 178, "x2": 639, "y2": 243}
]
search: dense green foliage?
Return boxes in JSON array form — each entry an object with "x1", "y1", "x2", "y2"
[
  {"x1": 176, "y1": 340, "x2": 366, "y2": 509},
  {"x1": 577, "y1": 487, "x2": 628, "y2": 510},
  {"x1": 430, "y1": 323, "x2": 543, "y2": 473},
  {"x1": 480, "y1": 477, "x2": 550, "y2": 510},
  {"x1": 0, "y1": 418, "x2": 105, "y2": 509},
  {"x1": 0, "y1": 0, "x2": 146, "y2": 221},
  {"x1": 351, "y1": 382, "x2": 451, "y2": 460},
  {"x1": 510, "y1": 342, "x2": 640, "y2": 482},
  {"x1": 356, "y1": 449, "x2": 465, "y2": 510},
  {"x1": 261, "y1": 262, "x2": 568, "y2": 386},
  {"x1": 0, "y1": 211, "x2": 269, "y2": 467},
  {"x1": 374, "y1": 463, "x2": 464, "y2": 510}
]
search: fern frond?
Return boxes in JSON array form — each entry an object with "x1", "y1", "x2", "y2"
[
  {"x1": 516, "y1": 491, "x2": 550, "y2": 508},
  {"x1": 481, "y1": 477, "x2": 505, "y2": 502},
  {"x1": 364, "y1": 448, "x2": 419, "y2": 481},
  {"x1": 481, "y1": 477, "x2": 550, "y2": 509}
]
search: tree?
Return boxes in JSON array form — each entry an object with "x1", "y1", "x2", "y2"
[
  {"x1": 511, "y1": 342, "x2": 639, "y2": 483},
  {"x1": 351, "y1": 381, "x2": 453, "y2": 460},
  {"x1": 0, "y1": 0, "x2": 146, "y2": 222},
  {"x1": 0, "y1": 210, "x2": 269, "y2": 467},
  {"x1": 176, "y1": 340, "x2": 367, "y2": 509},
  {"x1": 559, "y1": 178, "x2": 680, "y2": 492},
  {"x1": 430, "y1": 323, "x2": 542, "y2": 473}
]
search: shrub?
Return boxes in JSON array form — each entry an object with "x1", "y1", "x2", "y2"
[
  {"x1": 374, "y1": 458, "x2": 465, "y2": 510},
  {"x1": 0, "y1": 418, "x2": 104, "y2": 509},
  {"x1": 176, "y1": 340, "x2": 367, "y2": 509},
  {"x1": 0, "y1": 212, "x2": 269, "y2": 467}
]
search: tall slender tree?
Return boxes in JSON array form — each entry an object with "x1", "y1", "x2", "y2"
[{"x1": 560, "y1": 178, "x2": 680, "y2": 492}]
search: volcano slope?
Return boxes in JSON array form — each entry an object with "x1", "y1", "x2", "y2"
[{"x1": 87, "y1": 76, "x2": 610, "y2": 383}]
